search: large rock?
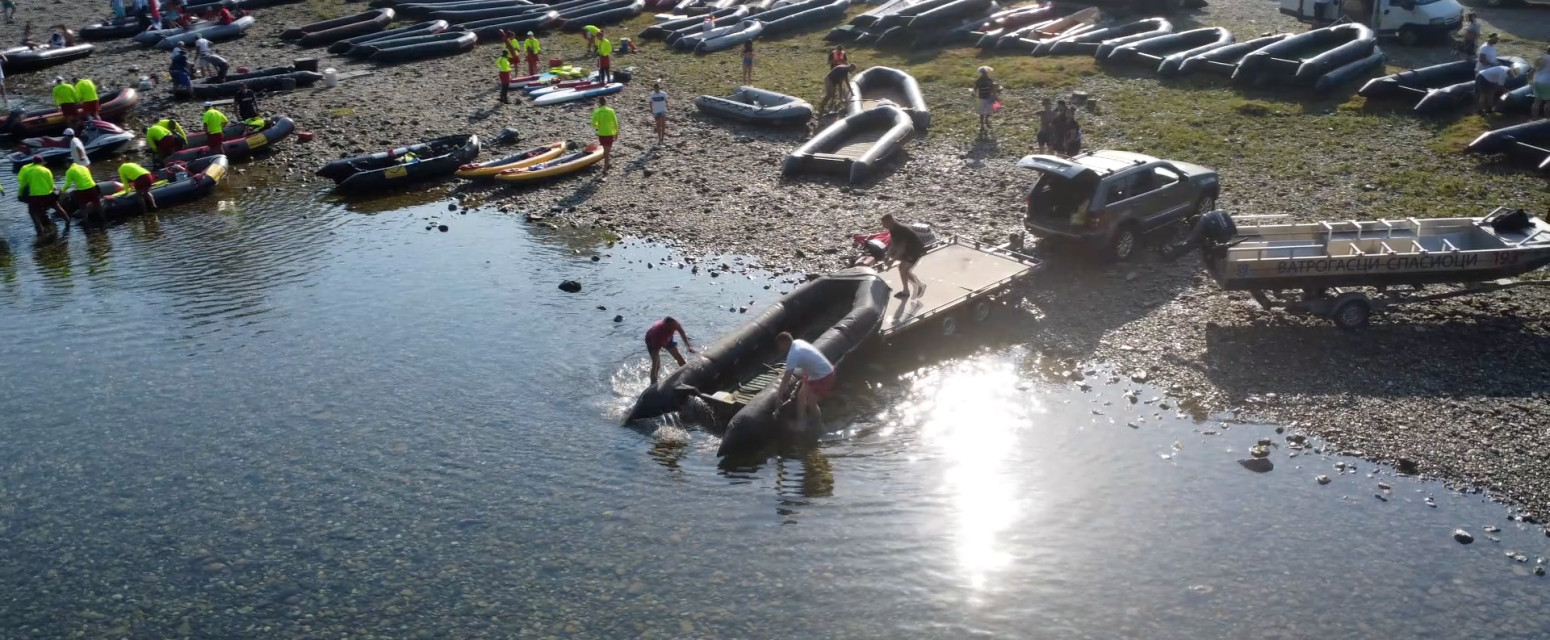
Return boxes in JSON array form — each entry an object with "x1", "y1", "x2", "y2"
[
  {"x1": 1238, "y1": 458, "x2": 1273, "y2": 473},
  {"x1": 559, "y1": 280, "x2": 581, "y2": 293},
  {"x1": 1453, "y1": 529, "x2": 1474, "y2": 544}
]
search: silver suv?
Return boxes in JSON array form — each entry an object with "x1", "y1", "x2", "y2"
[{"x1": 1019, "y1": 150, "x2": 1220, "y2": 261}]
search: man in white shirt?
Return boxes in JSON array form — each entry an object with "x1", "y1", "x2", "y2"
[
  {"x1": 1476, "y1": 63, "x2": 1518, "y2": 115},
  {"x1": 1476, "y1": 33, "x2": 1499, "y2": 73},
  {"x1": 775, "y1": 331, "x2": 835, "y2": 429},
  {"x1": 63, "y1": 127, "x2": 89, "y2": 166},
  {"x1": 194, "y1": 36, "x2": 214, "y2": 77},
  {"x1": 647, "y1": 80, "x2": 667, "y2": 144}
]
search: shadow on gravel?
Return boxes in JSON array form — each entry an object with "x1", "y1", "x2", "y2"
[
  {"x1": 1201, "y1": 320, "x2": 1550, "y2": 399},
  {"x1": 1021, "y1": 250, "x2": 1198, "y2": 361}
]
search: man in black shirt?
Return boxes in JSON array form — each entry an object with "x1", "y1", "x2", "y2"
[
  {"x1": 882, "y1": 214, "x2": 926, "y2": 300},
  {"x1": 234, "y1": 83, "x2": 259, "y2": 121}
]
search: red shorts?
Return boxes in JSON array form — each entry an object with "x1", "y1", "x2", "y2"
[
  {"x1": 598, "y1": 55, "x2": 610, "y2": 70},
  {"x1": 74, "y1": 186, "x2": 102, "y2": 205},
  {"x1": 82, "y1": 100, "x2": 100, "y2": 115},
  {"x1": 499, "y1": 71, "x2": 512, "y2": 84},
  {"x1": 803, "y1": 373, "x2": 836, "y2": 400},
  {"x1": 156, "y1": 136, "x2": 181, "y2": 155},
  {"x1": 205, "y1": 132, "x2": 225, "y2": 151},
  {"x1": 133, "y1": 174, "x2": 154, "y2": 193},
  {"x1": 59, "y1": 103, "x2": 79, "y2": 117},
  {"x1": 598, "y1": 135, "x2": 616, "y2": 149},
  {"x1": 27, "y1": 194, "x2": 56, "y2": 218}
]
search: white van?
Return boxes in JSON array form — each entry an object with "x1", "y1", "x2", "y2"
[{"x1": 1279, "y1": 0, "x2": 1465, "y2": 46}]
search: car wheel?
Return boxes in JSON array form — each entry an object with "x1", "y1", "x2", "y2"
[
  {"x1": 1194, "y1": 192, "x2": 1217, "y2": 217},
  {"x1": 1110, "y1": 224, "x2": 1140, "y2": 262},
  {"x1": 1397, "y1": 26, "x2": 1420, "y2": 47}
]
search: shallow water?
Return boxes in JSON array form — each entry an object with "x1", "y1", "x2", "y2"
[{"x1": 1, "y1": 173, "x2": 1548, "y2": 640}]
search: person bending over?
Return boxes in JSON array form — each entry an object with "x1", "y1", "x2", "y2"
[
  {"x1": 775, "y1": 332, "x2": 835, "y2": 430},
  {"x1": 645, "y1": 316, "x2": 694, "y2": 385},
  {"x1": 881, "y1": 213, "x2": 926, "y2": 299}
]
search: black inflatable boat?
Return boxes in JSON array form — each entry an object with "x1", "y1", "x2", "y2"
[
  {"x1": 785, "y1": 105, "x2": 914, "y2": 184},
  {"x1": 695, "y1": 86, "x2": 814, "y2": 126},
  {"x1": 153, "y1": 16, "x2": 257, "y2": 50},
  {"x1": 1106, "y1": 27, "x2": 1234, "y2": 75},
  {"x1": 91, "y1": 155, "x2": 229, "y2": 221},
  {"x1": 328, "y1": 20, "x2": 448, "y2": 54},
  {"x1": 80, "y1": 15, "x2": 152, "y2": 40},
  {"x1": 623, "y1": 269, "x2": 890, "y2": 461},
  {"x1": 1410, "y1": 58, "x2": 1531, "y2": 115},
  {"x1": 318, "y1": 134, "x2": 481, "y2": 192},
  {"x1": 1175, "y1": 33, "x2": 1287, "y2": 76},
  {"x1": 1232, "y1": 23, "x2": 1380, "y2": 92},
  {"x1": 295, "y1": 8, "x2": 395, "y2": 47},
  {"x1": 758, "y1": 0, "x2": 849, "y2": 38},
  {"x1": 0, "y1": 44, "x2": 95, "y2": 74},
  {"x1": 1040, "y1": 17, "x2": 1172, "y2": 57},
  {"x1": 1467, "y1": 120, "x2": 1550, "y2": 172},
  {"x1": 847, "y1": 66, "x2": 930, "y2": 132},
  {"x1": 366, "y1": 30, "x2": 478, "y2": 63}
]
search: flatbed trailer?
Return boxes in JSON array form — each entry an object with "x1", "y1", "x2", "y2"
[{"x1": 875, "y1": 235, "x2": 1042, "y2": 339}]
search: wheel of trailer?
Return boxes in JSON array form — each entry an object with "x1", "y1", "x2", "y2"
[
  {"x1": 1110, "y1": 223, "x2": 1140, "y2": 263},
  {"x1": 1332, "y1": 297, "x2": 1372, "y2": 331},
  {"x1": 941, "y1": 314, "x2": 959, "y2": 337},
  {"x1": 971, "y1": 300, "x2": 992, "y2": 323},
  {"x1": 1397, "y1": 26, "x2": 1420, "y2": 47}
]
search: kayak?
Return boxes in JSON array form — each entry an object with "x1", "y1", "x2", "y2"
[
  {"x1": 531, "y1": 82, "x2": 624, "y2": 106},
  {"x1": 455, "y1": 140, "x2": 570, "y2": 178},
  {"x1": 494, "y1": 144, "x2": 605, "y2": 182}
]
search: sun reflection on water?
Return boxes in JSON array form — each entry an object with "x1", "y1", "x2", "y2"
[{"x1": 903, "y1": 353, "x2": 1044, "y2": 594}]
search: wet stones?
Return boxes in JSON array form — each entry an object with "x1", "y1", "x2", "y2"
[
  {"x1": 558, "y1": 280, "x2": 581, "y2": 293},
  {"x1": 1316, "y1": 475, "x2": 1331, "y2": 485},
  {"x1": 1238, "y1": 458, "x2": 1273, "y2": 473},
  {"x1": 1454, "y1": 529, "x2": 1475, "y2": 544}
]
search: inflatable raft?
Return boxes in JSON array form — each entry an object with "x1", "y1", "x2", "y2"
[
  {"x1": 1176, "y1": 33, "x2": 1288, "y2": 76},
  {"x1": 1232, "y1": 23, "x2": 1380, "y2": 91},
  {"x1": 1409, "y1": 58, "x2": 1531, "y2": 115},
  {"x1": 493, "y1": 143, "x2": 605, "y2": 182},
  {"x1": 94, "y1": 155, "x2": 229, "y2": 221},
  {"x1": 967, "y1": 3, "x2": 1058, "y2": 47},
  {"x1": 1106, "y1": 27, "x2": 1234, "y2": 75},
  {"x1": 188, "y1": 70, "x2": 323, "y2": 98},
  {"x1": 1467, "y1": 120, "x2": 1550, "y2": 172},
  {"x1": 154, "y1": 16, "x2": 257, "y2": 50},
  {"x1": 785, "y1": 104, "x2": 914, "y2": 184},
  {"x1": 996, "y1": 7, "x2": 1099, "y2": 51},
  {"x1": 328, "y1": 20, "x2": 448, "y2": 54},
  {"x1": 296, "y1": 9, "x2": 395, "y2": 47},
  {"x1": 0, "y1": 44, "x2": 95, "y2": 74},
  {"x1": 4, "y1": 88, "x2": 139, "y2": 136},
  {"x1": 318, "y1": 134, "x2": 481, "y2": 192},
  {"x1": 759, "y1": 0, "x2": 850, "y2": 38},
  {"x1": 367, "y1": 30, "x2": 478, "y2": 62},
  {"x1": 281, "y1": 10, "x2": 381, "y2": 41},
  {"x1": 695, "y1": 87, "x2": 814, "y2": 126},
  {"x1": 455, "y1": 140, "x2": 569, "y2": 178},
  {"x1": 624, "y1": 269, "x2": 890, "y2": 460},
  {"x1": 1041, "y1": 17, "x2": 1173, "y2": 58},
  {"x1": 695, "y1": 19, "x2": 764, "y2": 53},
  {"x1": 161, "y1": 116, "x2": 295, "y2": 164},
  {"x1": 80, "y1": 15, "x2": 152, "y2": 40},
  {"x1": 847, "y1": 66, "x2": 930, "y2": 132},
  {"x1": 9, "y1": 121, "x2": 136, "y2": 171}
]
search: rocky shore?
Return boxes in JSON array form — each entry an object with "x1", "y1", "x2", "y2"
[{"x1": 9, "y1": 0, "x2": 1550, "y2": 515}]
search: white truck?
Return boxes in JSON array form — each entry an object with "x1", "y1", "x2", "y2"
[{"x1": 1279, "y1": 0, "x2": 1465, "y2": 46}]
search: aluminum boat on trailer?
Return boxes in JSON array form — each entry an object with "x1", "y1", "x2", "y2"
[{"x1": 1198, "y1": 208, "x2": 1550, "y2": 329}]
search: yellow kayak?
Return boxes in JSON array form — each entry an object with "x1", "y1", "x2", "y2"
[
  {"x1": 455, "y1": 140, "x2": 569, "y2": 178},
  {"x1": 494, "y1": 144, "x2": 605, "y2": 182}
]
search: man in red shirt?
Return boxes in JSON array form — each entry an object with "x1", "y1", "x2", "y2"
[{"x1": 644, "y1": 316, "x2": 695, "y2": 385}]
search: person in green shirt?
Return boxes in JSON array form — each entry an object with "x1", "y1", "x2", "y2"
[
  {"x1": 522, "y1": 31, "x2": 541, "y2": 76},
  {"x1": 18, "y1": 155, "x2": 62, "y2": 236},
  {"x1": 582, "y1": 24, "x2": 600, "y2": 56},
  {"x1": 591, "y1": 95, "x2": 618, "y2": 173},
  {"x1": 51, "y1": 76, "x2": 79, "y2": 127},
  {"x1": 201, "y1": 102, "x2": 230, "y2": 151},
  {"x1": 73, "y1": 76, "x2": 99, "y2": 118},
  {"x1": 63, "y1": 160, "x2": 103, "y2": 226},
  {"x1": 496, "y1": 51, "x2": 513, "y2": 104},
  {"x1": 117, "y1": 161, "x2": 157, "y2": 214},
  {"x1": 596, "y1": 33, "x2": 613, "y2": 84}
]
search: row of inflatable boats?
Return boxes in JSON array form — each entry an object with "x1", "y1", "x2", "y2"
[
  {"x1": 637, "y1": 0, "x2": 850, "y2": 50},
  {"x1": 366, "y1": 0, "x2": 648, "y2": 44},
  {"x1": 1360, "y1": 59, "x2": 1540, "y2": 116}
]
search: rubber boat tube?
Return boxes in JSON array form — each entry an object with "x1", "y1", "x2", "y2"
[
  {"x1": 191, "y1": 72, "x2": 321, "y2": 97},
  {"x1": 427, "y1": 5, "x2": 545, "y2": 21},
  {"x1": 5, "y1": 88, "x2": 139, "y2": 136},
  {"x1": 93, "y1": 155, "x2": 229, "y2": 221},
  {"x1": 400, "y1": 0, "x2": 529, "y2": 16},
  {"x1": 468, "y1": 13, "x2": 563, "y2": 41},
  {"x1": 846, "y1": 66, "x2": 930, "y2": 132},
  {"x1": 155, "y1": 15, "x2": 257, "y2": 49},
  {"x1": 1176, "y1": 33, "x2": 1287, "y2": 76},
  {"x1": 1106, "y1": 27, "x2": 1233, "y2": 75},
  {"x1": 752, "y1": 0, "x2": 837, "y2": 26},
  {"x1": 328, "y1": 20, "x2": 449, "y2": 54},
  {"x1": 0, "y1": 44, "x2": 95, "y2": 73},
  {"x1": 320, "y1": 134, "x2": 480, "y2": 191},
  {"x1": 80, "y1": 15, "x2": 152, "y2": 40},
  {"x1": 1311, "y1": 48, "x2": 1385, "y2": 95},
  {"x1": 1015, "y1": 6, "x2": 1099, "y2": 52},
  {"x1": 1232, "y1": 22, "x2": 1375, "y2": 86},
  {"x1": 784, "y1": 104, "x2": 914, "y2": 184},
  {"x1": 696, "y1": 19, "x2": 763, "y2": 52},
  {"x1": 968, "y1": 3, "x2": 1055, "y2": 43},
  {"x1": 874, "y1": 0, "x2": 953, "y2": 29},
  {"x1": 9, "y1": 121, "x2": 135, "y2": 171},
  {"x1": 641, "y1": 7, "x2": 744, "y2": 38},
  {"x1": 908, "y1": 10, "x2": 999, "y2": 49},
  {"x1": 850, "y1": 0, "x2": 924, "y2": 28},
  {"x1": 1357, "y1": 59, "x2": 1472, "y2": 100},
  {"x1": 759, "y1": 0, "x2": 849, "y2": 38},
  {"x1": 493, "y1": 143, "x2": 605, "y2": 181},
  {"x1": 695, "y1": 86, "x2": 814, "y2": 125},
  {"x1": 1467, "y1": 119, "x2": 1550, "y2": 171},
  {"x1": 1057, "y1": 18, "x2": 1173, "y2": 59},
  {"x1": 356, "y1": 29, "x2": 476, "y2": 60},
  {"x1": 903, "y1": 0, "x2": 992, "y2": 32},
  {"x1": 281, "y1": 10, "x2": 378, "y2": 40},
  {"x1": 559, "y1": 0, "x2": 645, "y2": 30},
  {"x1": 297, "y1": 9, "x2": 395, "y2": 46},
  {"x1": 1413, "y1": 57, "x2": 1530, "y2": 114},
  {"x1": 455, "y1": 140, "x2": 569, "y2": 178},
  {"x1": 1498, "y1": 85, "x2": 1535, "y2": 114},
  {"x1": 368, "y1": 30, "x2": 478, "y2": 62},
  {"x1": 161, "y1": 116, "x2": 295, "y2": 164},
  {"x1": 59, "y1": 180, "x2": 123, "y2": 216}
]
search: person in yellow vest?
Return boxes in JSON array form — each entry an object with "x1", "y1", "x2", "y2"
[
  {"x1": 496, "y1": 51, "x2": 513, "y2": 104},
  {"x1": 117, "y1": 161, "x2": 157, "y2": 214},
  {"x1": 500, "y1": 29, "x2": 518, "y2": 60},
  {"x1": 596, "y1": 32, "x2": 613, "y2": 84},
  {"x1": 522, "y1": 31, "x2": 541, "y2": 76},
  {"x1": 51, "y1": 76, "x2": 79, "y2": 126},
  {"x1": 591, "y1": 95, "x2": 617, "y2": 173},
  {"x1": 63, "y1": 159, "x2": 104, "y2": 226},
  {"x1": 201, "y1": 102, "x2": 229, "y2": 152},
  {"x1": 73, "y1": 76, "x2": 99, "y2": 118},
  {"x1": 582, "y1": 24, "x2": 600, "y2": 56},
  {"x1": 18, "y1": 155, "x2": 62, "y2": 236}
]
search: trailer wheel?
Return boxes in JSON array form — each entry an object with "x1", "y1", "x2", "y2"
[
  {"x1": 941, "y1": 315, "x2": 958, "y2": 336},
  {"x1": 1332, "y1": 298, "x2": 1372, "y2": 330},
  {"x1": 971, "y1": 300, "x2": 992, "y2": 323}
]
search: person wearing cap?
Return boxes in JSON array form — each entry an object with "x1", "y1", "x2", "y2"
[
  {"x1": 117, "y1": 161, "x2": 156, "y2": 214},
  {"x1": 596, "y1": 30, "x2": 613, "y2": 84},
  {"x1": 73, "y1": 76, "x2": 98, "y2": 118},
  {"x1": 62, "y1": 127, "x2": 88, "y2": 167},
  {"x1": 202, "y1": 102, "x2": 229, "y2": 152},
  {"x1": 496, "y1": 50, "x2": 513, "y2": 104},
  {"x1": 18, "y1": 155, "x2": 61, "y2": 236},
  {"x1": 51, "y1": 77, "x2": 79, "y2": 123},
  {"x1": 974, "y1": 66, "x2": 1000, "y2": 135},
  {"x1": 169, "y1": 42, "x2": 193, "y2": 96},
  {"x1": 146, "y1": 117, "x2": 186, "y2": 160},
  {"x1": 583, "y1": 24, "x2": 600, "y2": 56},
  {"x1": 591, "y1": 95, "x2": 617, "y2": 173},
  {"x1": 522, "y1": 31, "x2": 541, "y2": 76},
  {"x1": 1475, "y1": 63, "x2": 1519, "y2": 115},
  {"x1": 64, "y1": 157, "x2": 103, "y2": 226},
  {"x1": 1477, "y1": 33, "x2": 1501, "y2": 74}
]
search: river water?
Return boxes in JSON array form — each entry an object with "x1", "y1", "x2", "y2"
[{"x1": 1, "y1": 174, "x2": 1548, "y2": 640}]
